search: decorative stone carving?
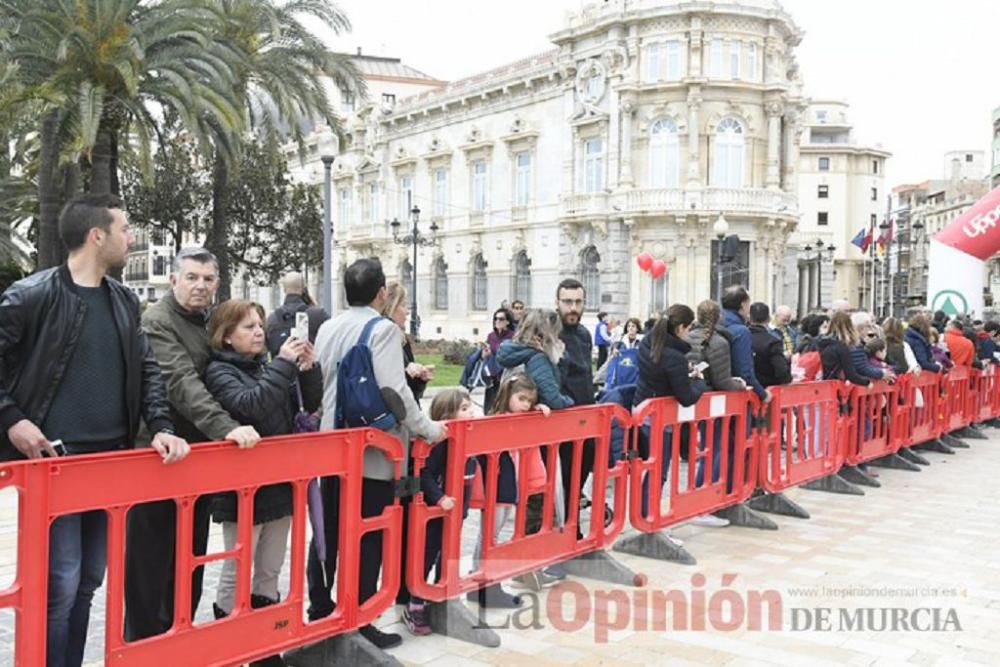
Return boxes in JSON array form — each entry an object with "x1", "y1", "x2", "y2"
[{"x1": 572, "y1": 58, "x2": 607, "y2": 119}]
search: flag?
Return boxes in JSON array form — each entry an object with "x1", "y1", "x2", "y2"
[
  {"x1": 851, "y1": 227, "x2": 867, "y2": 249},
  {"x1": 861, "y1": 228, "x2": 873, "y2": 253},
  {"x1": 877, "y1": 216, "x2": 894, "y2": 249}
]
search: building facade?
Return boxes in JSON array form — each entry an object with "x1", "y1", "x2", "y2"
[
  {"x1": 790, "y1": 101, "x2": 889, "y2": 316},
  {"x1": 992, "y1": 106, "x2": 1000, "y2": 188},
  {"x1": 295, "y1": 0, "x2": 805, "y2": 340}
]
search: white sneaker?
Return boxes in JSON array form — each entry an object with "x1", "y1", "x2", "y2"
[
  {"x1": 664, "y1": 532, "x2": 684, "y2": 546},
  {"x1": 688, "y1": 513, "x2": 730, "y2": 528}
]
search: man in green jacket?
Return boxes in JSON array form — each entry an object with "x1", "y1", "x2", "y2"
[{"x1": 124, "y1": 247, "x2": 260, "y2": 640}]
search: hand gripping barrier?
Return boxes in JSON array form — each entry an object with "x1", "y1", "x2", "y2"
[
  {"x1": 758, "y1": 381, "x2": 847, "y2": 492},
  {"x1": 941, "y1": 366, "x2": 972, "y2": 433},
  {"x1": 844, "y1": 380, "x2": 900, "y2": 466},
  {"x1": 0, "y1": 428, "x2": 403, "y2": 667},
  {"x1": 406, "y1": 404, "x2": 630, "y2": 602},
  {"x1": 628, "y1": 391, "x2": 760, "y2": 532}
]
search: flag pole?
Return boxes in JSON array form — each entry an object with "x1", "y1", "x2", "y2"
[{"x1": 869, "y1": 213, "x2": 876, "y2": 313}]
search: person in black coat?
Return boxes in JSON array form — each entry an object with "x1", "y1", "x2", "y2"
[
  {"x1": 633, "y1": 304, "x2": 708, "y2": 518},
  {"x1": 383, "y1": 282, "x2": 434, "y2": 402},
  {"x1": 204, "y1": 300, "x2": 316, "y2": 634},
  {"x1": 748, "y1": 303, "x2": 791, "y2": 388}
]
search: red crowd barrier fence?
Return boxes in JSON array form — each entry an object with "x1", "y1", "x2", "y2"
[
  {"x1": 941, "y1": 366, "x2": 972, "y2": 433},
  {"x1": 894, "y1": 372, "x2": 942, "y2": 449},
  {"x1": 406, "y1": 404, "x2": 630, "y2": 603},
  {"x1": 758, "y1": 381, "x2": 847, "y2": 492},
  {"x1": 627, "y1": 391, "x2": 759, "y2": 533},
  {"x1": 844, "y1": 380, "x2": 899, "y2": 466},
  {"x1": 0, "y1": 428, "x2": 404, "y2": 667}
]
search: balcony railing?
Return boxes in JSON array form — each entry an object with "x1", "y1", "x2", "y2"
[{"x1": 560, "y1": 187, "x2": 797, "y2": 218}]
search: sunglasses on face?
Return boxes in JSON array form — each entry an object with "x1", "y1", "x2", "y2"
[{"x1": 495, "y1": 316, "x2": 507, "y2": 322}]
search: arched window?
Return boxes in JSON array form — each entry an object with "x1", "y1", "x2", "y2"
[
  {"x1": 712, "y1": 117, "x2": 745, "y2": 188},
  {"x1": 433, "y1": 257, "x2": 448, "y2": 310},
  {"x1": 580, "y1": 246, "x2": 601, "y2": 311},
  {"x1": 471, "y1": 254, "x2": 488, "y2": 311},
  {"x1": 399, "y1": 259, "x2": 413, "y2": 297},
  {"x1": 649, "y1": 117, "x2": 680, "y2": 188},
  {"x1": 512, "y1": 251, "x2": 531, "y2": 305}
]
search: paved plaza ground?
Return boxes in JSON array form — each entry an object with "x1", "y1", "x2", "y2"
[{"x1": 1, "y1": 409, "x2": 999, "y2": 665}]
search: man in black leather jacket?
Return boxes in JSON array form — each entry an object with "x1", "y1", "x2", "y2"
[{"x1": 0, "y1": 193, "x2": 188, "y2": 667}]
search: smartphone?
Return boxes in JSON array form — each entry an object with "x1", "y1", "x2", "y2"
[
  {"x1": 695, "y1": 361, "x2": 710, "y2": 373},
  {"x1": 44, "y1": 439, "x2": 67, "y2": 457},
  {"x1": 292, "y1": 312, "x2": 309, "y2": 341}
]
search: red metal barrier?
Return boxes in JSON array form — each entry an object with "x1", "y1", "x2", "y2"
[
  {"x1": 941, "y1": 366, "x2": 971, "y2": 433},
  {"x1": 844, "y1": 380, "x2": 900, "y2": 466},
  {"x1": 0, "y1": 429, "x2": 404, "y2": 667},
  {"x1": 969, "y1": 367, "x2": 997, "y2": 424},
  {"x1": 895, "y1": 372, "x2": 942, "y2": 448},
  {"x1": 406, "y1": 404, "x2": 630, "y2": 603},
  {"x1": 758, "y1": 381, "x2": 847, "y2": 492},
  {"x1": 628, "y1": 391, "x2": 759, "y2": 533}
]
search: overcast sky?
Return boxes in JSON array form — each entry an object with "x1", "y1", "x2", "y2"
[{"x1": 324, "y1": 0, "x2": 997, "y2": 188}]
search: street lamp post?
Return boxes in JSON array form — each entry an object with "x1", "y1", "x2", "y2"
[
  {"x1": 321, "y1": 155, "x2": 335, "y2": 314},
  {"x1": 713, "y1": 213, "x2": 730, "y2": 300},
  {"x1": 389, "y1": 195, "x2": 439, "y2": 338},
  {"x1": 802, "y1": 239, "x2": 836, "y2": 311}
]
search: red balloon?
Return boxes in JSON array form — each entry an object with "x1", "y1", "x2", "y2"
[
  {"x1": 650, "y1": 260, "x2": 667, "y2": 279},
  {"x1": 636, "y1": 252, "x2": 653, "y2": 271}
]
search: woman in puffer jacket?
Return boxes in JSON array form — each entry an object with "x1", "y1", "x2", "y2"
[{"x1": 203, "y1": 299, "x2": 316, "y2": 654}]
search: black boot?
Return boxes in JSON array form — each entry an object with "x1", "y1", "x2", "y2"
[
  {"x1": 213, "y1": 603, "x2": 228, "y2": 620},
  {"x1": 249, "y1": 595, "x2": 286, "y2": 667}
]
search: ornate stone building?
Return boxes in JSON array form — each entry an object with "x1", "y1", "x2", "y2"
[{"x1": 298, "y1": 0, "x2": 805, "y2": 339}]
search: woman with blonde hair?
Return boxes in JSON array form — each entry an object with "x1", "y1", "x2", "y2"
[
  {"x1": 494, "y1": 308, "x2": 572, "y2": 410},
  {"x1": 817, "y1": 311, "x2": 869, "y2": 385},
  {"x1": 381, "y1": 281, "x2": 434, "y2": 401}
]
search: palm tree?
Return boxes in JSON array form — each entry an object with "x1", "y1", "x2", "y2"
[
  {"x1": 205, "y1": 0, "x2": 364, "y2": 299},
  {"x1": 0, "y1": 0, "x2": 246, "y2": 267}
]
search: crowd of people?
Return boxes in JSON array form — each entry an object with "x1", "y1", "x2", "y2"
[{"x1": 3, "y1": 193, "x2": 998, "y2": 666}]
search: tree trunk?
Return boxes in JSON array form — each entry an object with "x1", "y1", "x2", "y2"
[
  {"x1": 89, "y1": 123, "x2": 114, "y2": 195},
  {"x1": 0, "y1": 127, "x2": 10, "y2": 257},
  {"x1": 207, "y1": 154, "x2": 231, "y2": 301},
  {"x1": 37, "y1": 110, "x2": 65, "y2": 269}
]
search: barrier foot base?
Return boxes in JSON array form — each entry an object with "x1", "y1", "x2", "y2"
[
  {"x1": 283, "y1": 630, "x2": 403, "y2": 667},
  {"x1": 955, "y1": 427, "x2": 987, "y2": 441},
  {"x1": 868, "y1": 453, "x2": 921, "y2": 472},
  {"x1": 986, "y1": 418, "x2": 1000, "y2": 428},
  {"x1": 613, "y1": 531, "x2": 697, "y2": 566},
  {"x1": 714, "y1": 502, "x2": 779, "y2": 530},
  {"x1": 747, "y1": 491, "x2": 810, "y2": 519},
  {"x1": 426, "y1": 599, "x2": 501, "y2": 648},
  {"x1": 800, "y1": 473, "x2": 865, "y2": 496},
  {"x1": 897, "y1": 447, "x2": 931, "y2": 466},
  {"x1": 913, "y1": 439, "x2": 955, "y2": 455},
  {"x1": 838, "y1": 465, "x2": 881, "y2": 488},
  {"x1": 563, "y1": 548, "x2": 644, "y2": 586},
  {"x1": 941, "y1": 433, "x2": 971, "y2": 449}
]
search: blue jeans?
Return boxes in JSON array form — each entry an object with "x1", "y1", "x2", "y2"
[
  {"x1": 47, "y1": 511, "x2": 107, "y2": 667},
  {"x1": 694, "y1": 419, "x2": 725, "y2": 487},
  {"x1": 639, "y1": 423, "x2": 672, "y2": 518}
]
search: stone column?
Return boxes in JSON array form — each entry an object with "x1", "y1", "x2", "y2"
[
  {"x1": 620, "y1": 94, "x2": 636, "y2": 187},
  {"x1": 782, "y1": 114, "x2": 800, "y2": 193},
  {"x1": 765, "y1": 101, "x2": 783, "y2": 190},
  {"x1": 687, "y1": 92, "x2": 702, "y2": 187}
]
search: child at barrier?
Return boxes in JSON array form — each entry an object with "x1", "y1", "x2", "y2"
[
  {"x1": 402, "y1": 388, "x2": 476, "y2": 636},
  {"x1": 468, "y1": 374, "x2": 552, "y2": 605}
]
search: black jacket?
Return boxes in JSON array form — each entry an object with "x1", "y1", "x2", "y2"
[
  {"x1": 0, "y1": 266, "x2": 173, "y2": 459},
  {"x1": 816, "y1": 336, "x2": 870, "y2": 386},
  {"x1": 749, "y1": 324, "x2": 791, "y2": 387},
  {"x1": 203, "y1": 348, "x2": 299, "y2": 524},
  {"x1": 265, "y1": 294, "x2": 329, "y2": 411},
  {"x1": 559, "y1": 322, "x2": 595, "y2": 406},
  {"x1": 633, "y1": 332, "x2": 708, "y2": 407}
]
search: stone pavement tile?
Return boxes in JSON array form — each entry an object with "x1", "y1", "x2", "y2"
[{"x1": 665, "y1": 630, "x2": 846, "y2": 667}]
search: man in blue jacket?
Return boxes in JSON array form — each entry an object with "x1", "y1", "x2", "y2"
[{"x1": 720, "y1": 286, "x2": 769, "y2": 404}]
